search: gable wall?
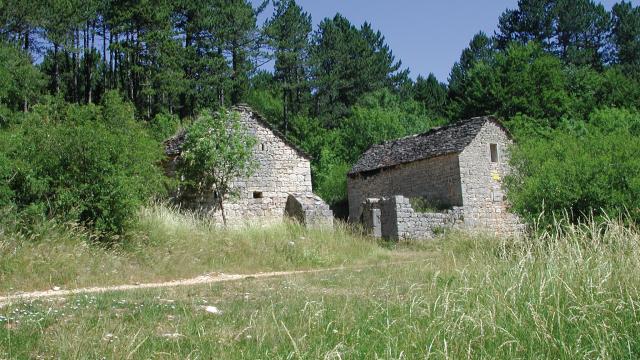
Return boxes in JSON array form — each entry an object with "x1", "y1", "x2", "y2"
[
  {"x1": 458, "y1": 121, "x2": 521, "y2": 235},
  {"x1": 347, "y1": 153, "x2": 462, "y2": 221},
  {"x1": 175, "y1": 109, "x2": 314, "y2": 224}
]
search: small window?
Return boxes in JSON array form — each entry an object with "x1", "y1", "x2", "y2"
[
  {"x1": 253, "y1": 191, "x2": 263, "y2": 199},
  {"x1": 260, "y1": 143, "x2": 265, "y2": 151},
  {"x1": 490, "y1": 144, "x2": 498, "y2": 163}
]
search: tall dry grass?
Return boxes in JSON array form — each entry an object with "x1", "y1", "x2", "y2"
[
  {"x1": 0, "y1": 203, "x2": 390, "y2": 293},
  {"x1": 1, "y1": 209, "x2": 639, "y2": 358}
]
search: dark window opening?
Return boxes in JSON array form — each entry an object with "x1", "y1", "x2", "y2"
[
  {"x1": 260, "y1": 143, "x2": 265, "y2": 151},
  {"x1": 253, "y1": 191, "x2": 263, "y2": 199},
  {"x1": 490, "y1": 144, "x2": 498, "y2": 163}
]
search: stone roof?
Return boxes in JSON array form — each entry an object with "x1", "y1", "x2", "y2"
[
  {"x1": 348, "y1": 116, "x2": 508, "y2": 177},
  {"x1": 164, "y1": 105, "x2": 311, "y2": 160}
]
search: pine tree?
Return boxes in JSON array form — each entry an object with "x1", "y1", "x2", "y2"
[
  {"x1": 310, "y1": 14, "x2": 402, "y2": 127},
  {"x1": 413, "y1": 74, "x2": 447, "y2": 117},
  {"x1": 266, "y1": 0, "x2": 312, "y2": 134},
  {"x1": 611, "y1": 1, "x2": 640, "y2": 71}
]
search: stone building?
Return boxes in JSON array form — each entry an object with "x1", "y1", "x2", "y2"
[
  {"x1": 165, "y1": 105, "x2": 333, "y2": 226},
  {"x1": 348, "y1": 116, "x2": 521, "y2": 239}
]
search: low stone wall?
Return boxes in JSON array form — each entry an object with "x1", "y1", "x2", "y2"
[
  {"x1": 361, "y1": 196, "x2": 463, "y2": 240},
  {"x1": 381, "y1": 196, "x2": 463, "y2": 240}
]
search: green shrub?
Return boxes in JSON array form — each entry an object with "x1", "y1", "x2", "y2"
[
  {"x1": 506, "y1": 108, "x2": 640, "y2": 226},
  {"x1": 0, "y1": 152, "x2": 14, "y2": 207},
  {"x1": 148, "y1": 112, "x2": 181, "y2": 141},
  {"x1": 315, "y1": 148, "x2": 350, "y2": 206},
  {"x1": 0, "y1": 92, "x2": 166, "y2": 235},
  {"x1": 0, "y1": 41, "x2": 43, "y2": 116}
]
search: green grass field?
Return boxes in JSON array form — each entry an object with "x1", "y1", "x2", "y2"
[{"x1": 1, "y1": 207, "x2": 639, "y2": 358}]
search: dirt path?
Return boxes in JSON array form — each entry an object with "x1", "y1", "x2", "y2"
[{"x1": 0, "y1": 261, "x2": 421, "y2": 308}]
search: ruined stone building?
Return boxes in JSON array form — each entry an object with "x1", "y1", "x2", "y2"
[
  {"x1": 347, "y1": 116, "x2": 521, "y2": 239},
  {"x1": 165, "y1": 105, "x2": 333, "y2": 226}
]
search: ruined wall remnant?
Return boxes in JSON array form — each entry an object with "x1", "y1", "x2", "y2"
[
  {"x1": 285, "y1": 193, "x2": 334, "y2": 226},
  {"x1": 361, "y1": 196, "x2": 464, "y2": 240}
]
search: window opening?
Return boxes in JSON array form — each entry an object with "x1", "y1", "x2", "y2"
[{"x1": 490, "y1": 144, "x2": 498, "y2": 163}]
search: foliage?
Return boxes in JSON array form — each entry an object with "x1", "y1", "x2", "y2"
[
  {"x1": 413, "y1": 73, "x2": 448, "y2": 118},
  {"x1": 612, "y1": 1, "x2": 640, "y2": 70},
  {"x1": 496, "y1": 0, "x2": 611, "y2": 68},
  {"x1": 309, "y1": 90, "x2": 441, "y2": 205},
  {"x1": 505, "y1": 108, "x2": 640, "y2": 225},
  {"x1": 177, "y1": 109, "x2": 257, "y2": 225},
  {"x1": 1, "y1": 0, "x2": 640, "y2": 227},
  {"x1": 0, "y1": 152, "x2": 14, "y2": 207},
  {"x1": 314, "y1": 148, "x2": 350, "y2": 206},
  {"x1": 310, "y1": 14, "x2": 404, "y2": 126},
  {"x1": 265, "y1": 0, "x2": 313, "y2": 132},
  {"x1": 0, "y1": 92, "x2": 165, "y2": 235},
  {"x1": 148, "y1": 112, "x2": 180, "y2": 142},
  {"x1": 0, "y1": 41, "x2": 42, "y2": 116}
]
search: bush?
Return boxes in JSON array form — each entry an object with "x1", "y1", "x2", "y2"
[
  {"x1": 314, "y1": 148, "x2": 350, "y2": 206},
  {"x1": 0, "y1": 92, "x2": 166, "y2": 235},
  {"x1": 0, "y1": 41, "x2": 43, "y2": 116},
  {"x1": 0, "y1": 152, "x2": 14, "y2": 207},
  {"x1": 505, "y1": 108, "x2": 640, "y2": 226},
  {"x1": 148, "y1": 112, "x2": 181, "y2": 141}
]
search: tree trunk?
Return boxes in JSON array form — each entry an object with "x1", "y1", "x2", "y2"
[
  {"x1": 103, "y1": 21, "x2": 107, "y2": 89},
  {"x1": 23, "y1": 29, "x2": 29, "y2": 51},
  {"x1": 73, "y1": 29, "x2": 79, "y2": 102},
  {"x1": 54, "y1": 43, "x2": 60, "y2": 94},
  {"x1": 109, "y1": 31, "x2": 114, "y2": 88},
  {"x1": 85, "y1": 21, "x2": 92, "y2": 104},
  {"x1": 231, "y1": 44, "x2": 239, "y2": 105},
  {"x1": 283, "y1": 87, "x2": 288, "y2": 135},
  {"x1": 219, "y1": 198, "x2": 227, "y2": 226}
]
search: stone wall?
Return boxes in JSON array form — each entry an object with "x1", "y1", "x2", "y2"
[
  {"x1": 362, "y1": 196, "x2": 463, "y2": 240},
  {"x1": 347, "y1": 153, "x2": 462, "y2": 222},
  {"x1": 169, "y1": 108, "x2": 332, "y2": 226},
  {"x1": 458, "y1": 121, "x2": 522, "y2": 236}
]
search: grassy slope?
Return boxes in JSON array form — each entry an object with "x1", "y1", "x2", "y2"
[
  {"x1": 0, "y1": 204, "x2": 401, "y2": 293},
  {"x1": 1, "y1": 219, "x2": 639, "y2": 358}
]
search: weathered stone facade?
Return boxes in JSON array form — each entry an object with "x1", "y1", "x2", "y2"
[
  {"x1": 165, "y1": 105, "x2": 333, "y2": 226},
  {"x1": 347, "y1": 153, "x2": 462, "y2": 222},
  {"x1": 458, "y1": 121, "x2": 521, "y2": 234},
  {"x1": 348, "y1": 116, "x2": 522, "y2": 239}
]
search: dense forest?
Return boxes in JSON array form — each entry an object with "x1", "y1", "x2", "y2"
[{"x1": 0, "y1": 0, "x2": 639, "y2": 235}]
